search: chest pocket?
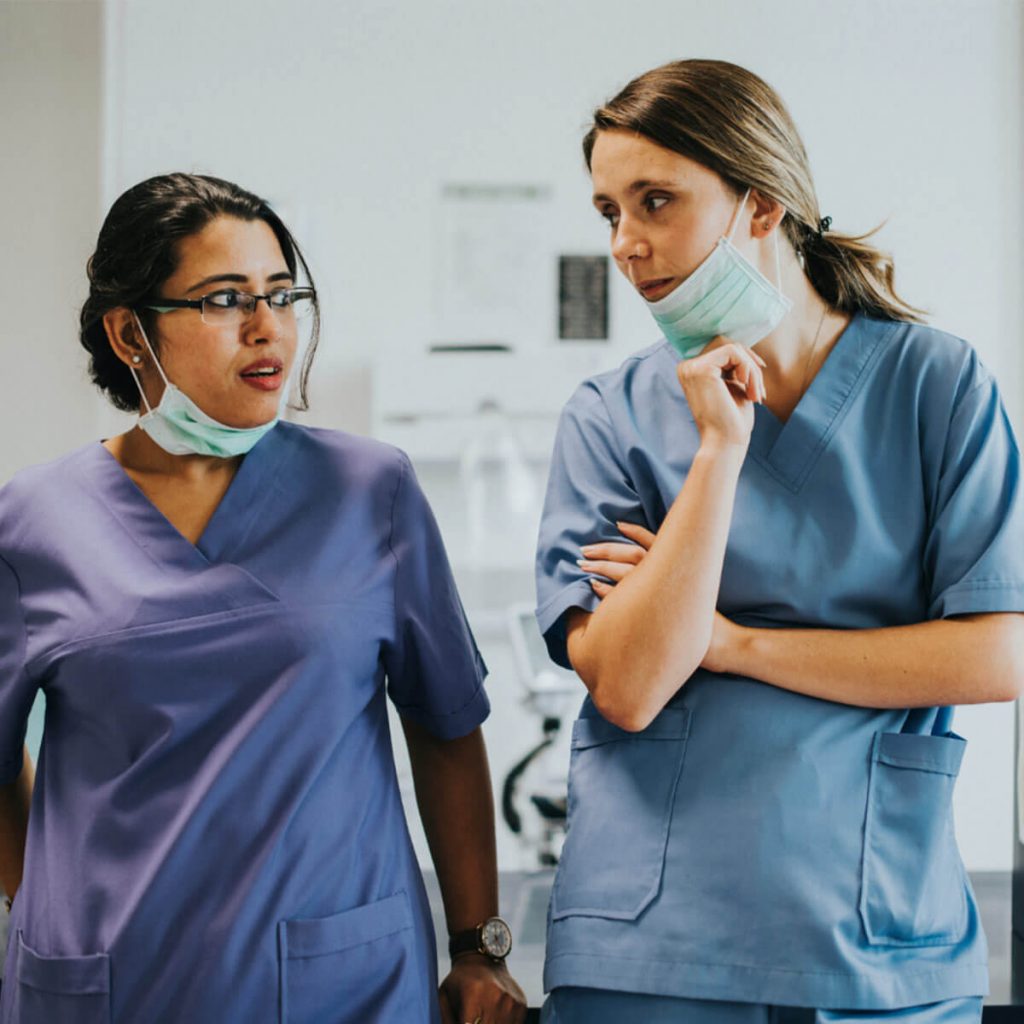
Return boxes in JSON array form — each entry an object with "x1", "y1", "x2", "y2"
[
  {"x1": 278, "y1": 891, "x2": 419, "y2": 1023},
  {"x1": 551, "y1": 707, "x2": 691, "y2": 921},
  {"x1": 8, "y1": 932, "x2": 110, "y2": 1024},
  {"x1": 859, "y1": 731, "x2": 969, "y2": 947}
]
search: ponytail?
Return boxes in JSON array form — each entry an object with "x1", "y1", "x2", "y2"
[{"x1": 789, "y1": 220, "x2": 926, "y2": 323}]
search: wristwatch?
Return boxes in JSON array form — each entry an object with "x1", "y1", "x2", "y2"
[{"x1": 448, "y1": 916, "x2": 512, "y2": 962}]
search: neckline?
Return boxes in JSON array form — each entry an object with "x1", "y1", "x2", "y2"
[
  {"x1": 747, "y1": 313, "x2": 895, "y2": 492},
  {"x1": 86, "y1": 424, "x2": 289, "y2": 568}
]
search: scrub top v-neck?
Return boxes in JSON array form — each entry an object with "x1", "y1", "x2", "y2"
[
  {"x1": 535, "y1": 314, "x2": 1024, "y2": 1009},
  {"x1": 96, "y1": 426, "x2": 286, "y2": 568},
  {"x1": 0, "y1": 422, "x2": 489, "y2": 1023}
]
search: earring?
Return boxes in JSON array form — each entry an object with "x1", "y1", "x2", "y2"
[{"x1": 131, "y1": 355, "x2": 142, "y2": 365}]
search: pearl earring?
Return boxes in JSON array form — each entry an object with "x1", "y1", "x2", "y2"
[{"x1": 131, "y1": 355, "x2": 142, "y2": 365}]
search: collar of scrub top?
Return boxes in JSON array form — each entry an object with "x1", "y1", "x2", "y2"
[{"x1": 745, "y1": 312, "x2": 895, "y2": 493}]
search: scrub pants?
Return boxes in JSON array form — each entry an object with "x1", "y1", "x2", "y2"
[{"x1": 541, "y1": 989, "x2": 983, "y2": 1024}]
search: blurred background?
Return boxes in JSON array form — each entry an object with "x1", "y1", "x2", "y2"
[{"x1": 2, "y1": 0, "x2": 1022, "y2": 1006}]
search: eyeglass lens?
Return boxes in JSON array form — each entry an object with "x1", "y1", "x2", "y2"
[{"x1": 200, "y1": 289, "x2": 314, "y2": 325}]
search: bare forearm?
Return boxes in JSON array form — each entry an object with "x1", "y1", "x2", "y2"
[
  {"x1": 571, "y1": 442, "x2": 745, "y2": 729},
  {"x1": 402, "y1": 720, "x2": 497, "y2": 934},
  {"x1": 724, "y1": 613, "x2": 1024, "y2": 707},
  {"x1": 0, "y1": 748, "x2": 34, "y2": 898}
]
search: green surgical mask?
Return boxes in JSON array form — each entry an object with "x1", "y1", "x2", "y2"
[
  {"x1": 129, "y1": 313, "x2": 283, "y2": 458},
  {"x1": 646, "y1": 189, "x2": 792, "y2": 359}
]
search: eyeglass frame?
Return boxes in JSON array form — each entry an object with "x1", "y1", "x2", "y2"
[{"x1": 137, "y1": 286, "x2": 317, "y2": 323}]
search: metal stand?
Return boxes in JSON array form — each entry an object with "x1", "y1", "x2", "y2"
[{"x1": 1012, "y1": 699, "x2": 1024, "y2": 1003}]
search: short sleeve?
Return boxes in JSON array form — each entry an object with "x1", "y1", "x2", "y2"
[
  {"x1": 382, "y1": 453, "x2": 489, "y2": 739},
  {"x1": 535, "y1": 386, "x2": 647, "y2": 669},
  {"x1": 0, "y1": 554, "x2": 35, "y2": 784},
  {"x1": 925, "y1": 371, "x2": 1024, "y2": 618}
]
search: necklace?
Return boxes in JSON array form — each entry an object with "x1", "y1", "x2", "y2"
[{"x1": 800, "y1": 303, "x2": 829, "y2": 397}]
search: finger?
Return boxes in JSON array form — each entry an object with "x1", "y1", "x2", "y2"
[
  {"x1": 713, "y1": 345, "x2": 764, "y2": 401},
  {"x1": 577, "y1": 559, "x2": 632, "y2": 581},
  {"x1": 616, "y1": 520, "x2": 656, "y2": 548},
  {"x1": 437, "y1": 987, "x2": 457, "y2": 1024},
  {"x1": 749, "y1": 347, "x2": 768, "y2": 368},
  {"x1": 727, "y1": 352, "x2": 762, "y2": 393},
  {"x1": 723, "y1": 354, "x2": 765, "y2": 403},
  {"x1": 579, "y1": 541, "x2": 644, "y2": 564},
  {"x1": 724, "y1": 376, "x2": 755, "y2": 402},
  {"x1": 680, "y1": 341, "x2": 765, "y2": 403},
  {"x1": 590, "y1": 578, "x2": 614, "y2": 598},
  {"x1": 700, "y1": 340, "x2": 751, "y2": 370},
  {"x1": 473, "y1": 991, "x2": 519, "y2": 1024}
]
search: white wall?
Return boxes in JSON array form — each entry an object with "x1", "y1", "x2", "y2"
[
  {"x1": 1, "y1": 0, "x2": 105, "y2": 761},
  {"x1": 3, "y1": 0, "x2": 1021, "y2": 872},
  {"x1": 0, "y1": 0, "x2": 105, "y2": 480}
]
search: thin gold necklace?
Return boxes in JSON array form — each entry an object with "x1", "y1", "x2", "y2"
[{"x1": 800, "y1": 303, "x2": 829, "y2": 397}]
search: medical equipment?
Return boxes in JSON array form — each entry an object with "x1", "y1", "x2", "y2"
[{"x1": 502, "y1": 603, "x2": 579, "y2": 869}]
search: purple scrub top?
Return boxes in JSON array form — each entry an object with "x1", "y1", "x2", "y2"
[{"x1": 0, "y1": 422, "x2": 489, "y2": 1023}]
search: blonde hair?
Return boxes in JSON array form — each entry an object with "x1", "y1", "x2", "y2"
[{"x1": 584, "y1": 60, "x2": 925, "y2": 323}]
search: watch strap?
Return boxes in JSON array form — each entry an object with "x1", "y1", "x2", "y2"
[{"x1": 448, "y1": 925, "x2": 484, "y2": 960}]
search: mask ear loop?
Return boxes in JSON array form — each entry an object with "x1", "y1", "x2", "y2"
[
  {"x1": 728, "y1": 189, "x2": 786, "y2": 292},
  {"x1": 725, "y1": 188, "x2": 752, "y2": 243},
  {"x1": 772, "y1": 224, "x2": 784, "y2": 291},
  {"x1": 129, "y1": 312, "x2": 171, "y2": 414}
]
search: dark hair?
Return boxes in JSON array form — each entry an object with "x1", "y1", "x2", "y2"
[
  {"x1": 583, "y1": 60, "x2": 925, "y2": 323},
  {"x1": 79, "y1": 173, "x2": 321, "y2": 411}
]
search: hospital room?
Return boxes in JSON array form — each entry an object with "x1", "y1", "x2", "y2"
[{"x1": 1, "y1": 1, "x2": 1022, "y2": 1021}]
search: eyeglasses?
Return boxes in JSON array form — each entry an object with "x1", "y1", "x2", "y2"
[{"x1": 138, "y1": 286, "x2": 316, "y2": 326}]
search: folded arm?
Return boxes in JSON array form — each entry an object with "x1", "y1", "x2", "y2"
[
  {"x1": 710, "y1": 611, "x2": 1024, "y2": 707},
  {"x1": 567, "y1": 440, "x2": 746, "y2": 732},
  {"x1": 583, "y1": 532, "x2": 1024, "y2": 710}
]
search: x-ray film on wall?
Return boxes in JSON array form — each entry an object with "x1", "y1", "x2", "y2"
[{"x1": 433, "y1": 183, "x2": 554, "y2": 351}]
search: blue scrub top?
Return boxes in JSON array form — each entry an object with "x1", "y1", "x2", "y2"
[
  {"x1": 535, "y1": 315, "x2": 1024, "y2": 1009},
  {"x1": 0, "y1": 422, "x2": 489, "y2": 1023}
]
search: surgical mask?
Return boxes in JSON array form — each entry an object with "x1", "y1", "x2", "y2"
[
  {"x1": 646, "y1": 189, "x2": 792, "y2": 360},
  {"x1": 128, "y1": 313, "x2": 286, "y2": 458}
]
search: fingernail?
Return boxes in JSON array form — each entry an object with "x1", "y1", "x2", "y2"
[
  {"x1": 580, "y1": 545, "x2": 597, "y2": 555},
  {"x1": 576, "y1": 559, "x2": 591, "y2": 568}
]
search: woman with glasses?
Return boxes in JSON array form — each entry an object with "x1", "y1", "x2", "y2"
[
  {"x1": 534, "y1": 61, "x2": 1024, "y2": 1023},
  {"x1": 0, "y1": 173, "x2": 526, "y2": 1024}
]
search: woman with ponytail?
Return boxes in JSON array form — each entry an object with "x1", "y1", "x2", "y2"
[{"x1": 534, "y1": 60, "x2": 1023, "y2": 1023}]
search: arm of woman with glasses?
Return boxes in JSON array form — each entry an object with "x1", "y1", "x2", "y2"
[
  {"x1": 0, "y1": 748, "x2": 34, "y2": 904},
  {"x1": 402, "y1": 720, "x2": 527, "y2": 1024}
]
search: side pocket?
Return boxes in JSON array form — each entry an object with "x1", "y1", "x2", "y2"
[
  {"x1": 551, "y1": 706, "x2": 691, "y2": 922},
  {"x1": 10, "y1": 931, "x2": 110, "y2": 1024},
  {"x1": 859, "y1": 731, "x2": 968, "y2": 947},
  {"x1": 279, "y1": 890, "x2": 417, "y2": 1024}
]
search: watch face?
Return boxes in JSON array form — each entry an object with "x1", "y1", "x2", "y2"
[{"x1": 480, "y1": 917, "x2": 512, "y2": 958}]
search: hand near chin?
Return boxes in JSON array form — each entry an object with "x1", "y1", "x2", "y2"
[
  {"x1": 677, "y1": 336, "x2": 766, "y2": 449},
  {"x1": 578, "y1": 520, "x2": 739, "y2": 674}
]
